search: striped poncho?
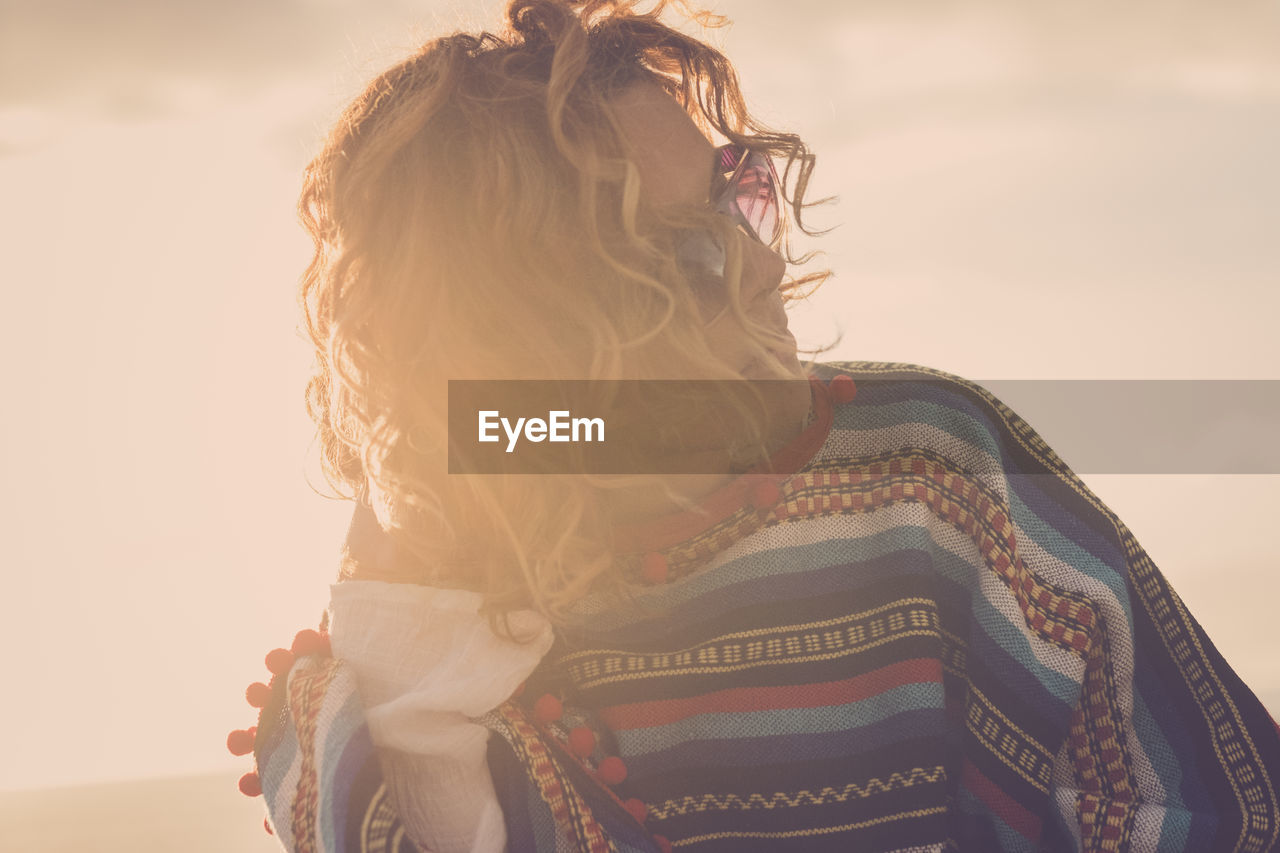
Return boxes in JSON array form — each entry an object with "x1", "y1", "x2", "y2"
[{"x1": 250, "y1": 360, "x2": 1280, "y2": 852}]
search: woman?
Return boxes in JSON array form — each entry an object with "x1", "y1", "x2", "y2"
[{"x1": 230, "y1": 1, "x2": 1280, "y2": 851}]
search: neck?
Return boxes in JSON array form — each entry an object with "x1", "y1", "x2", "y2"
[{"x1": 600, "y1": 379, "x2": 815, "y2": 526}]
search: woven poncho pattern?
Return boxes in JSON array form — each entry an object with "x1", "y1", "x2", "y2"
[{"x1": 252, "y1": 361, "x2": 1280, "y2": 852}]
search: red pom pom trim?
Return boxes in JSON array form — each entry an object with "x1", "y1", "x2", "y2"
[
  {"x1": 245, "y1": 682, "x2": 271, "y2": 708},
  {"x1": 532, "y1": 693, "x2": 563, "y2": 724},
  {"x1": 291, "y1": 629, "x2": 328, "y2": 657},
  {"x1": 749, "y1": 479, "x2": 780, "y2": 510},
  {"x1": 238, "y1": 771, "x2": 262, "y2": 797},
  {"x1": 226, "y1": 728, "x2": 255, "y2": 756},
  {"x1": 568, "y1": 726, "x2": 596, "y2": 758},
  {"x1": 265, "y1": 647, "x2": 295, "y2": 676},
  {"x1": 597, "y1": 755, "x2": 628, "y2": 786},
  {"x1": 641, "y1": 552, "x2": 668, "y2": 585},
  {"x1": 654, "y1": 835, "x2": 673, "y2": 853},
  {"x1": 623, "y1": 798, "x2": 648, "y2": 823},
  {"x1": 827, "y1": 374, "x2": 857, "y2": 404}
]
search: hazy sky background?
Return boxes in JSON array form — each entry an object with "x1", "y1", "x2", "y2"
[{"x1": 1, "y1": 0, "x2": 1277, "y2": 794}]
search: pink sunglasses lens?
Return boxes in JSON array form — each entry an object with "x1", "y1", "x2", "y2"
[{"x1": 733, "y1": 158, "x2": 780, "y2": 243}]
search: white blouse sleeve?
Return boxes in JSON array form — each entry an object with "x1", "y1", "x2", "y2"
[{"x1": 328, "y1": 580, "x2": 554, "y2": 853}]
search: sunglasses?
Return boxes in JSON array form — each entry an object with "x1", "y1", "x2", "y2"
[
  {"x1": 675, "y1": 143, "x2": 783, "y2": 286},
  {"x1": 711, "y1": 142, "x2": 783, "y2": 247}
]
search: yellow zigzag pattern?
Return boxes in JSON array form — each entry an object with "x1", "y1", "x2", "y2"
[{"x1": 648, "y1": 765, "x2": 947, "y2": 820}]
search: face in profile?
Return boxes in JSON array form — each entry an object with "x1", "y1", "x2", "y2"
[
  {"x1": 599, "y1": 81, "x2": 815, "y2": 476},
  {"x1": 608, "y1": 81, "x2": 807, "y2": 384}
]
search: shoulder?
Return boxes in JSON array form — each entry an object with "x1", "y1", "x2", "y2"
[
  {"x1": 809, "y1": 359, "x2": 1013, "y2": 426},
  {"x1": 808, "y1": 359, "x2": 1077, "y2": 482},
  {"x1": 810, "y1": 359, "x2": 997, "y2": 402}
]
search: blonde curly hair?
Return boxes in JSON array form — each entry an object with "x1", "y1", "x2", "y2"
[{"x1": 298, "y1": 0, "x2": 832, "y2": 627}]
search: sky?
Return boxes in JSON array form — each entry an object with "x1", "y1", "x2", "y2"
[{"x1": 1, "y1": 0, "x2": 1278, "y2": 793}]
